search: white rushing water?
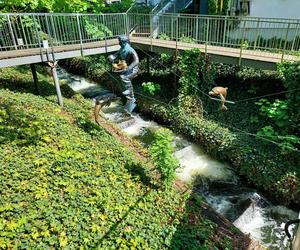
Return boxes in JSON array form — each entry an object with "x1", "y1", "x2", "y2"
[
  {"x1": 60, "y1": 67, "x2": 297, "y2": 250},
  {"x1": 174, "y1": 144, "x2": 236, "y2": 183}
]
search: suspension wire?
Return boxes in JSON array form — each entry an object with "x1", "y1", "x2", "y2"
[
  {"x1": 102, "y1": 46, "x2": 299, "y2": 154},
  {"x1": 133, "y1": 43, "x2": 300, "y2": 105},
  {"x1": 216, "y1": 120, "x2": 300, "y2": 154},
  {"x1": 235, "y1": 88, "x2": 300, "y2": 103},
  {"x1": 104, "y1": 67, "x2": 300, "y2": 154}
]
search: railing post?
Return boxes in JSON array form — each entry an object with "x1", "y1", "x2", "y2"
[
  {"x1": 103, "y1": 15, "x2": 108, "y2": 54},
  {"x1": 282, "y1": 23, "x2": 291, "y2": 62},
  {"x1": 19, "y1": 15, "x2": 29, "y2": 49},
  {"x1": 176, "y1": 16, "x2": 179, "y2": 55},
  {"x1": 205, "y1": 18, "x2": 210, "y2": 56},
  {"x1": 76, "y1": 13, "x2": 83, "y2": 56},
  {"x1": 125, "y1": 13, "x2": 129, "y2": 36},
  {"x1": 45, "y1": 14, "x2": 54, "y2": 61},
  {"x1": 253, "y1": 18, "x2": 261, "y2": 50},
  {"x1": 7, "y1": 14, "x2": 17, "y2": 50},
  {"x1": 222, "y1": 16, "x2": 227, "y2": 46},
  {"x1": 50, "y1": 15, "x2": 58, "y2": 46},
  {"x1": 195, "y1": 16, "x2": 199, "y2": 42},
  {"x1": 291, "y1": 22, "x2": 299, "y2": 52},
  {"x1": 150, "y1": 14, "x2": 153, "y2": 51},
  {"x1": 33, "y1": 15, "x2": 43, "y2": 60},
  {"x1": 238, "y1": 19, "x2": 247, "y2": 66}
]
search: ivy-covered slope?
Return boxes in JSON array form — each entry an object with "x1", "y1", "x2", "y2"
[{"x1": 0, "y1": 67, "x2": 252, "y2": 249}]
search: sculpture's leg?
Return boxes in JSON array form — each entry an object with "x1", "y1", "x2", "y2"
[
  {"x1": 219, "y1": 94, "x2": 227, "y2": 111},
  {"x1": 120, "y1": 67, "x2": 138, "y2": 113}
]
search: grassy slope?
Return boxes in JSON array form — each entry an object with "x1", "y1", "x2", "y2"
[{"x1": 0, "y1": 67, "x2": 251, "y2": 249}]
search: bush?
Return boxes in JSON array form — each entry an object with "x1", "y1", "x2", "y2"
[
  {"x1": 149, "y1": 128, "x2": 179, "y2": 187},
  {"x1": 142, "y1": 81, "x2": 161, "y2": 96}
]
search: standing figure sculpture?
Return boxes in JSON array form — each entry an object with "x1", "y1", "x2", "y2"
[{"x1": 108, "y1": 36, "x2": 139, "y2": 113}]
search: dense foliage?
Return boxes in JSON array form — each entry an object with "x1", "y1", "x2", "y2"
[
  {"x1": 0, "y1": 66, "x2": 246, "y2": 249},
  {"x1": 0, "y1": 0, "x2": 133, "y2": 13}
]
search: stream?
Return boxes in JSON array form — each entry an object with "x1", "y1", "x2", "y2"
[{"x1": 58, "y1": 67, "x2": 297, "y2": 250}]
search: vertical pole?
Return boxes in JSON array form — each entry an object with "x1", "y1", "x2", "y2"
[
  {"x1": 76, "y1": 13, "x2": 83, "y2": 56},
  {"x1": 49, "y1": 61, "x2": 63, "y2": 107},
  {"x1": 205, "y1": 18, "x2": 209, "y2": 56},
  {"x1": 238, "y1": 19, "x2": 246, "y2": 66},
  {"x1": 222, "y1": 16, "x2": 227, "y2": 46},
  {"x1": 103, "y1": 15, "x2": 108, "y2": 54},
  {"x1": 30, "y1": 64, "x2": 40, "y2": 95},
  {"x1": 45, "y1": 14, "x2": 54, "y2": 61},
  {"x1": 195, "y1": 16, "x2": 199, "y2": 42},
  {"x1": 125, "y1": 13, "x2": 130, "y2": 36},
  {"x1": 281, "y1": 23, "x2": 290, "y2": 62},
  {"x1": 253, "y1": 18, "x2": 260, "y2": 50},
  {"x1": 7, "y1": 14, "x2": 17, "y2": 50},
  {"x1": 20, "y1": 15, "x2": 28, "y2": 49},
  {"x1": 176, "y1": 17, "x2": 179, "y2": 55},
  {"x1": 150, "y1": 14, "x2": 153, "y2": 52},
  {"x1": 290, "y1": 22, "x2": 299, "y2": 52},
  {"x1": 33, "y1": 15, "x2": 43, "y2": 60}
]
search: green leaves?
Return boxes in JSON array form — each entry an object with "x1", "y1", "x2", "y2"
[
  {"x1": 142, "y1": 82, "x2": 161, "y2": 96},
  {"x1": 149, "y1": 128, "x2": 179, "y2": 187},
  {"x1": 0, "y1": 87, "x2": 197, "y2": 248}
]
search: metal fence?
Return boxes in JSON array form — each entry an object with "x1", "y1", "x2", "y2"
[
  {"x1": 128, "y1": 13, "x2": 300, "y2": 55},
  {"x1": 1, "y1": 12, "x2": 300, "y2": 60},
  {"x1": 0, "y1": 13, "x2": 127, "y2": 51}
]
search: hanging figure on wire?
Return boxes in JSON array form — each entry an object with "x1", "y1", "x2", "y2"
[
  {"x1": 108, "y1": 35, "x2": 139, "y2": 113},
  {"x1": 209, "y1": 86, "x2": 229, "y2": 111}
]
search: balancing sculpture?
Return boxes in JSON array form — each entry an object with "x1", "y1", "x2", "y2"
[
  {"x1": 108, "y1": 35, "x2": 139, "y2": 113},
  {"x1": 209, "y1": 86, "x2": 229, "y2": 111}
]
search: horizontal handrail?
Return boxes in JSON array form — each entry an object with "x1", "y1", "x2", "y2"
[{"x1": 0, "y1": 12, "x2": 299, "y2": 64}]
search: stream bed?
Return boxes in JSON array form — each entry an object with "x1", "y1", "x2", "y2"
[{"x1": 58, "y1": 67, "x2": 298, "y2": 250}]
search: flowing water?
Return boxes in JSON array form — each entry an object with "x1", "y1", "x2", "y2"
[{"x1": 58, "y1": 67, "x2": 298, "y2": 249}]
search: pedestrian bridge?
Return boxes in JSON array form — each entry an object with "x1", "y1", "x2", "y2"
[{"x1": 0, "y1": 12, "x2": 299, "y2": 70}]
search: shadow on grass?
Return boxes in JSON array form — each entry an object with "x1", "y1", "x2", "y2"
[
  {"x1": 125, "y1": 161, "x2": 159, "y2": 189},
  {"x1": 0, "y1": 65, "x2": 76, "y2": 98}
]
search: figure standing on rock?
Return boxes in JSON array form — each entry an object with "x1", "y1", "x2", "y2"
[{"x1": 108, "y1": 35, "x2": 139, "y2": 113}]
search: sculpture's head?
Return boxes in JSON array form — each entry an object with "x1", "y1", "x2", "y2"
[{"x1": 118, "y1": 35, "x2": 130, "y2": 48}]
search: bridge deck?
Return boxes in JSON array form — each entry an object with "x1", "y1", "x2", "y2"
[
  {"x1": 130, "y1": 37, "x2": 297, "y2": 70},
  {"x1": 0, "y1": 37, "x2": 297, "y2": 70},
  {"x1": 0, "y1": 39, "x2": 120, "y2": 67}
]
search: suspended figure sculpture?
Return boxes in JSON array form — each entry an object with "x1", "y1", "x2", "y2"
[
  {"x1": 209, "y1": 86, "x2": 228, "y2": 111},
  {"x1": 108, "y1": 35, "x2": 139, "y2": 113}
]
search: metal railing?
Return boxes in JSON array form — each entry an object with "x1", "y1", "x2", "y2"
[
  {"x1": 0, "y1": 13, "x2": 127, "y2": 52},
  {"x1": 128, "y1": 13, "x2": 300, "y2": 60},
  {"x1": 0, "y1": 12, "x2": 300, "y2": 62}
]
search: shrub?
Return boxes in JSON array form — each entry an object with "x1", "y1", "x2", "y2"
[
  {"x1": 149, "y1": 128, "x2": 179, "y2": 187},
  {"x1": 142, "y1": 81, "x2": 161, "y2": 96}
]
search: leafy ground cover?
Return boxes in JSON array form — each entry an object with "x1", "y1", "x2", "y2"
[{"x1": 0, "y1": 66, "x2": 253, "y2": 249}]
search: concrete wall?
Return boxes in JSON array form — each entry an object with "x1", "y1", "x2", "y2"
[
  {"x1": 249, "y1": 0, "x2": 300, "y2": 19},
  {"x1": 227, "y1": 0, "x2": 300, "y2": 43}
]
